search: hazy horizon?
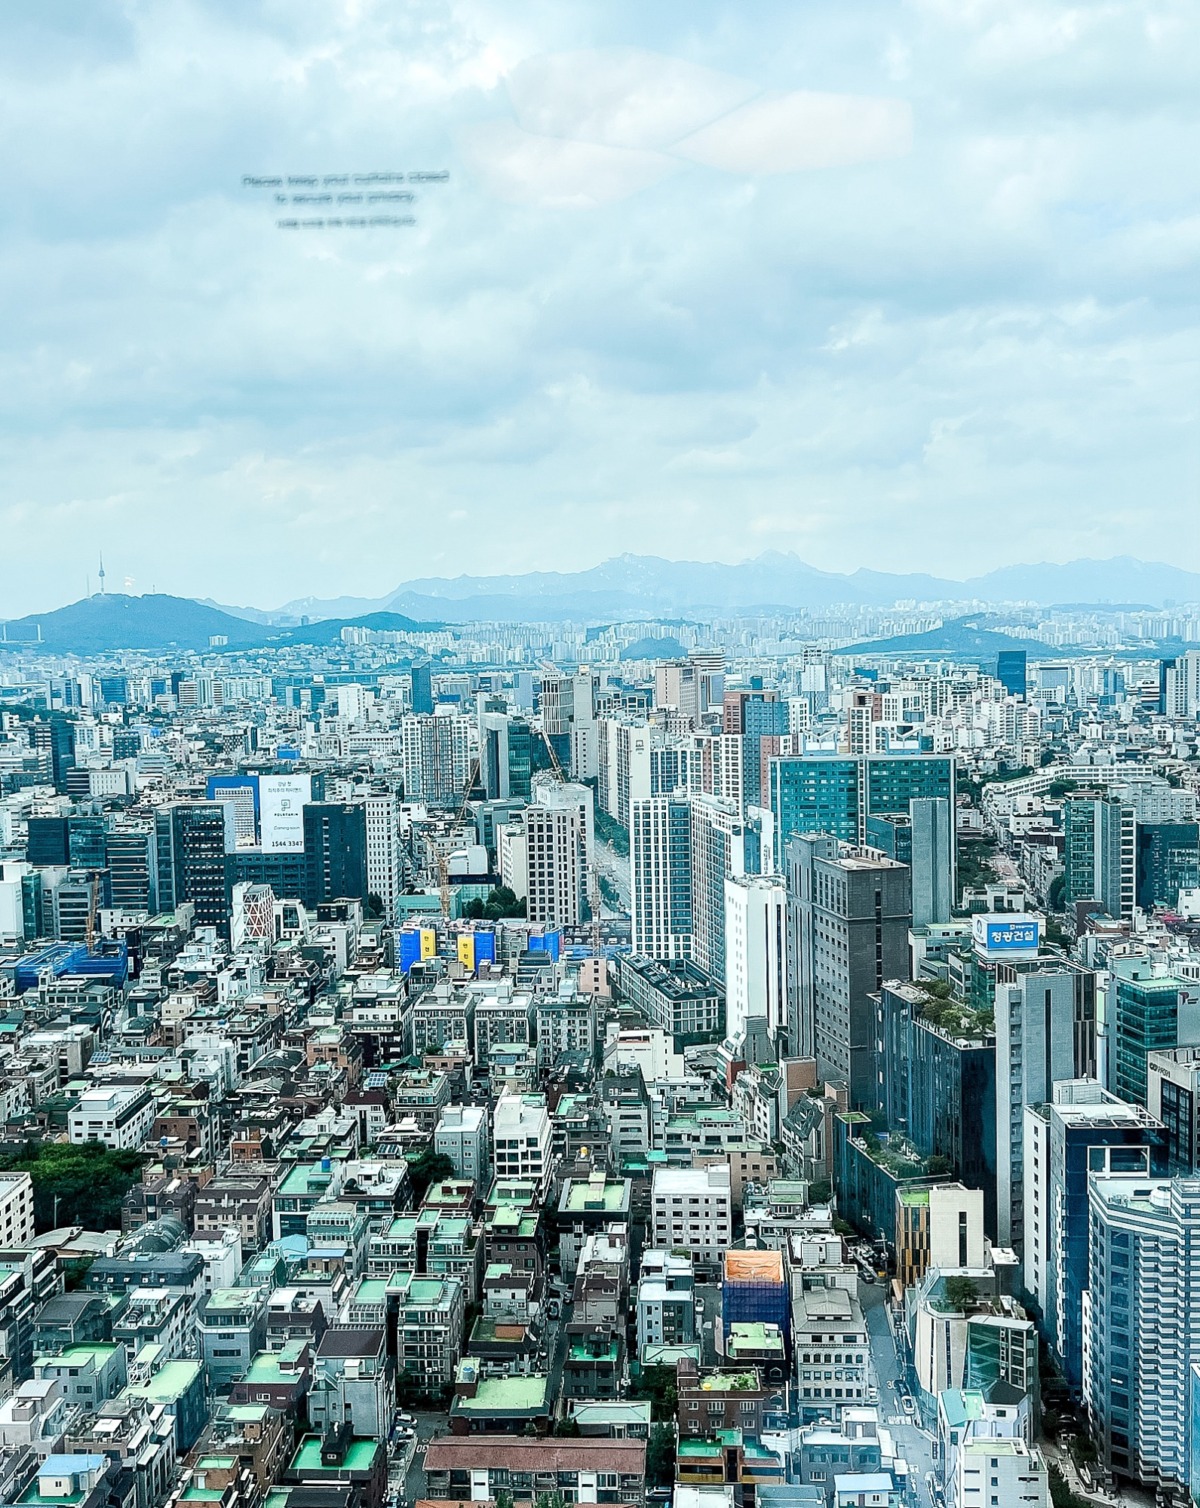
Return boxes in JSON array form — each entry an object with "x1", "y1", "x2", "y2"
[{"x1": 2, "y1": 1, "x2": 1197, "y2": 616}]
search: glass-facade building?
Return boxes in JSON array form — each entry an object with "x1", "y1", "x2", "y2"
[{"x1": 770, "y1": 753, "x2": 954, "y2": 848}]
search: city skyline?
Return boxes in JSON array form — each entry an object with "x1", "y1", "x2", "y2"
[{"x1": 1, "y1": 1, "x2": 1197, "y2": 614}]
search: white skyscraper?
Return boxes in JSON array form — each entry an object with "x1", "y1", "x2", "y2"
[
  {"x1": 363, "y1": 790, "x2": 400, "y2": 924},
  {"x1": 1085, "y1": 1174, "x2": 1200, "y2": 1500},
  {"x1": 723, "y1": 873, "x2": 786, "y2": 1051},
  {"x1": 630, "y1": 795, "x2": 692, "y2": 960}
]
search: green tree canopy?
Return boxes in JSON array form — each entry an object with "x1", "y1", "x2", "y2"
[{"x1": 0, "y1": 1142, "x2": 146, "y2": 1232}]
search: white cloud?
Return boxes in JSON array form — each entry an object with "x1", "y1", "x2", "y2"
[
  {"x1": 505, "y1": 47, "x2": 757, "y2": 149},
  {"x1": 457, "y1": 120, "x2": 676, "y2": 208},
  {"x1": 0, "y1": 0, "x2": 1196, "y2": 613},
  {"x1": 673, "y1": 90, "x2": 912, "y2": 174}
]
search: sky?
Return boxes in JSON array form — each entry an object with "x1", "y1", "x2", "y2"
[{"x1": 1, "y1": 0, "x2": 1198, "y2": 616}]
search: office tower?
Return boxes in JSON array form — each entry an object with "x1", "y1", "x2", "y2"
[
  {"x1": 1062, "y1": 794, "x2": 1136, "y2": 922},
  {"x1": 105, "y1": 821, "x2": 158, "y2": 913},
  {"x1": 1085, "y1": 1174, "x2": 1200, "y2": 1500},
  {"x1": 410, "y1": 662, "x2": 433, "y2": 716},
  {"x1": 723, "y1": 873, "x2": 787, "y2": 1053},
  {"x1": 68, "y1": 815, "x2": 109, "y2": 871},
  {"x1": 994, "y1": 963, "x2": 1097, "y2": 1250},
  {"x1": 996, "y1": 650, "x2": 1028, "y2": 698},
  {"x1": 159, "y1": 803, "x2": 234, "y2": 934},
  {"x1": 688, "y1": 794, "x2": 745, "y2": 982},
  {"x1": 362, "y1": 790, "x2": 400, "y2": 923},
  {"x1": 630, "y1": 795, "x2": 693, "y2": 961},
  {"x1": 910, "y1": 796, "x2": 955, "y2": 927},
  {"x1": 1135, "y1": 821, "x2": 1200, "y2": 911},
  {"x1": 769, "y1": 752, "x2": 954, "y2": 848},
  {"x1": 26, "y1": 816, "x2": 70, "y2": 867},
  {"x1": 875, "y1": 982, "x2": 997, "y2": 1234},
  {"x1": 303, "y1": 803, "x2": 369, "y2": 908},
  {"x1": 522, "y1": 802, "x2": 587, "y2": 929},
  {"x1": 786, "y1": 835, "x2": 911, "y2": 1108},
  {"x1": 400, "y1": 713, "x2": 473, "y2": 807},
  {"x1": 1148, "y1": 1047, "x2": 1200, "y2": 1172},
  {"x1": 30, "y1": 719, "x2": 75, "y2": 792},
  {"x1": 1110, "y1": 955, "x2": 1200, "y2": 1106},
  {"x1": 478, "y1": 704, "x2": 533, "y2": 802},
  {"x1": 1022, "y1": 1080, "x2": 1166, "y2": 1389},
  {"x1": 48, "y1": 868, "x2": 110, "y2": 940}
]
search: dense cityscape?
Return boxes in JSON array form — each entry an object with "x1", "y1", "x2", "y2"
[{"x1": 0, "y1": 587, "x2": 1196, "y2": 1508}]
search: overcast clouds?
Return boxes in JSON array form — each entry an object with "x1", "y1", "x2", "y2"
[{"x1": 1, "y1": 0, "x2": 1198, "y2": 615}]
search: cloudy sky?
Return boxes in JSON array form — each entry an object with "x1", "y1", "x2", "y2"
[{"x1": 1, "y1": 0, "x2": 1198, "y2": 615}]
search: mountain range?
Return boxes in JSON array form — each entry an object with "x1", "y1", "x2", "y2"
[
  {"x1": 2, "y1": 553, "x2": 1198, "y2": 653},
  {"x1": 0, "y1": 594, "x2": 436, "y2": 655},
  {"x1": 257, "y1": 553, "x2": 1200, "y2": 624}
]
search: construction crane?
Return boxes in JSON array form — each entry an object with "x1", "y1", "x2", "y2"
[
  {"x1": 437, "y1": 755, "x2": 482, "y2": 918},
  {"x1": 85, "y1": 871, "x2": 100, "y2": 952}
]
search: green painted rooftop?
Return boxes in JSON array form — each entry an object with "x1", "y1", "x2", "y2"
[
  {"x1": 292, "y1": 1436, "x2": 380, "y2": 1473},
  {"x1": 452, "y1": 1376, "x2": 548, "y2": 1412}
]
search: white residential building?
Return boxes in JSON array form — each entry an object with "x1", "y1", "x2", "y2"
[
  {"x1": 956, "y1": 1436, "x2": 1050, "y2": 1508},
  {"x1": 492, "y1": 1093, "x2": 553, "y2": 1196},
  {"x1": 723, "y1": 873, "x2": 786, "y2": 1049},
  {"x1": 434, "y1": 1105, "x2": 490, "y2": 1189},
  {"x1": 630, "y1": 795, "x2": 693, "y2": 961},
  {"x1": 68, "y1": 1085, "x2": 155, "y2": 1150},
  {"x1": 651, "y1": 1164, "x2": 732, "y2": 1278},
  {"x1": 1084, "y1": 1175, "x2": 1200, "y2": 1500},
  {"x1": 524, "y1": 800, "x2": 588, "y2": 929},
  {"x1": 0, "y1": 1173, "x2": 34, "y2": 1247},
  {"x1": 363, "y1": 790, "x2": 401, "y2": 923}
]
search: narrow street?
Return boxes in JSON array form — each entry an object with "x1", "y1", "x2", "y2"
[
  {"x1": 861, "y1": 1283, "x2": 938, "y2": 1508},
  {"x1": 595, "y1": 836, "x2": 631, "y2": 913}
]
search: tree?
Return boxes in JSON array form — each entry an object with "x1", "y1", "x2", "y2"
[
  {"x1": 0, "y1": 1142, "x2": 146, "y2": 1233},
  {"x1": 633, "y1": 1365, "x2": 678, "y2": 1421},
  {"x1": 553, "y1": 1417, "x2": 581, "y2": 1437},
  {"x1": 808, "y1": 1179, "x2": 833, "y2": 1206},
  {"x1": 646, "y1": 1424, "x2": 676, "y2": 1486},
  {"x1": 925, "y1": 1154, "x2": 953, "y2": 1177},
  {"x1": 943, "y1": 1276, "x2": 978, "y2": 1312},
  {"x1": 406, "y1": 1147, "x2": 455, "y2": 1202},
  {"x1": 1048, "y1": 874, "x2": 1067, "y2": 913}
]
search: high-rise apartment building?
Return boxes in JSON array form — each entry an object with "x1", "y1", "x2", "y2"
[
  {"x1": 522, "y1": 801, "x2": 587, "y2": 929},
  {"x1": 1085, "y1": 1174, "x2": 1200, "y2": 1501},
  {"x1": 400, "y1": 713, "x2": 473, "y2": 807},
  {"x1": 362, "y1": 790, "x2": 400, "y2": 923},
  {"x1": 630, "y1": 795, "x2": 693, "y2": 960},
  {"x1": 1022, "y1": 1080, "x2": 1167, "y2": 1389},
  {"x1": 688, "y1": 794, "x2": 745, "y2": 982}
]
